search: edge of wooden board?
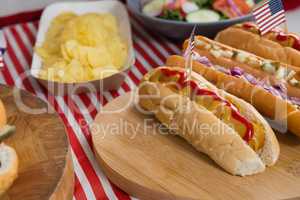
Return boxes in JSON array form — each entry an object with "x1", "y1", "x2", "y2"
[{"x1": 50, "y1": 148, "x2": 74, "y2": 200}]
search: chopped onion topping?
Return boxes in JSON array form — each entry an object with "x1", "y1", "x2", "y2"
[
  {"x1": 190, "y1": 55, "x2": 300, "y2": 106},
  {"x1": 230, "y1": 67, "x2": 244, "y2": 77},
  {"x1": 193, "y1": 52, "x2": 213, "y2": 67}
]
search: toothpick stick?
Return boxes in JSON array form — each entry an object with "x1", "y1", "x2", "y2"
[
  {"x1": 283, "y1": 21, "x2": 288, "y2": 34},
  {"x1": 184, "y1": 25, "x2": 196, "y2": 100}
]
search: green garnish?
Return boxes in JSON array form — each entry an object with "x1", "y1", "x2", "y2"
[
  {"x1": 191, "y1": 0, "x2": 213, "y2": 8},
  {"x1": 219, "y1": 12, "x2": 229, "y2": 20},
  {"x1": 159, "y1": 9, "x2": 184, "y2": 21}
]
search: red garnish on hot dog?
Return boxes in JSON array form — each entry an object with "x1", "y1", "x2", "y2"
[{"x1": 160, "y1": 68, "x2": 254, "y2": 142}]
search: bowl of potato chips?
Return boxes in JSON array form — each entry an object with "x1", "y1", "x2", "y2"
[{"x1": 31, "y1": 0, "x2": 135, "y2": 95}]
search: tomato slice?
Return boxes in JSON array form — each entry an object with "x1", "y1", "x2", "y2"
[{"x1": 213, "y1": 0, "x2": 252, "y2": 18}]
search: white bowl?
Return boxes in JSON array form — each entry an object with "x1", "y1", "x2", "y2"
[{"x1": 31, "y1": 0, "x2": 135, "y2": 95}]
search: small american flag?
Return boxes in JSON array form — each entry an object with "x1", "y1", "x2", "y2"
[
  {"x1": 184, "y1": 25, "x2": 196, "y2": 100},
  {"x1": 184, "y1": 26, "x2": 196, "y2": 58},
  {"x1": 0, "y1": 50, "x2": 4, "y2": 68},
  {"x1": 184, "y1": 26, "x2": 196, "y2": 79},
  {"x1": 253, "y1": 0, "x2": 286, "y2": 35},
  {"x1": 0, "y1": 30, "x2": 6, "y2": 68}
]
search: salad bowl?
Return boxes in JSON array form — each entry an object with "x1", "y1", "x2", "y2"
[{"x1": 127, "y1": 0, "x2": 256, "y2": 40}]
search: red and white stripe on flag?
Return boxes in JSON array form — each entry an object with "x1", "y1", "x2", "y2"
[
  {"x1": 253, "y1": 0, "x2": 286, "y2": 35},
  {"x1": 0, "y1": 56, "x2": 3, "y2": 67}
]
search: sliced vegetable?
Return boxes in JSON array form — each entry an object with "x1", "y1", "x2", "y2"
[
  {"x1": 275, "y1": 67, "x2": 288, "y2": 80},
  {"x1": 193, "y1": 53, "x2": 213, "y2": 66},
  {"x1": 142, "y1": 0, "x2": 166, "y2": 17},
  {"x1": 261, "y1": 62, "x2": 277, "y2": 74},
  {"x1": 193, "y1": 54, "x2": 300, "y2": 107},
  {"x1": 247, "y1": 56, "x2": 261, "y2": 67},
  {"x1": 186, "y1": 9, "x2": 220, "y2": 23},
  {"x1": 214, "y1": 65, "x2": 230, "y2": 74},
  {"x1": 143, "y1": 0, "x2": 254, "y2": 22},
  {"x1": 0, "y1": 125, "x2": 15, "y2": 141},
  {"x1": 234, "y1": 52, "x2": 248, "y2": 63},
  {"x1": 210, "y1": 49, "x2": 222, "y2": 58},
  {"x1": 243, "y1": 73, "x2": 258, "y2": 84},
  {"x1": 290, "y1": 97, "x2": 300, "y2": 106},
  {"x1": 213, "y1": 0, "x2": 252, "y2": 18},
  {"x1": 290, "y1": 78, "x2": 300, "y2": 87},
  {"x1": 230, "y1": 67, "x2": 244, "y2": 77},
  {"x1": 221, "y1": 50, "x2": 234, "y2": 58},
  {"x1": 181, "y1": 1, "x2": 199, "y2": 14},
  {"x1": 204, "y1": 43, "x2": 212, "y2": 49},
  {"x1": 275, "y1": 67, "x2": 296, "y2": 81}
]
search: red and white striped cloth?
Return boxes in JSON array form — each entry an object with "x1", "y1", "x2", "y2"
[
  {"x1": 1, "y1": 1, "x2": 299, "y2": 199},
  {"x1": 0, "y1": 14, "x2": 181, "y2": 200}
]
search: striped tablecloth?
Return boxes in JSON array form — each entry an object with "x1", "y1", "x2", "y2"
[
  {"x1": 0, "y1": 14, "x2": 181, "y2": 200},
  {"x1": 1, "y1": 1, "x2": 300, "y2": 199}
]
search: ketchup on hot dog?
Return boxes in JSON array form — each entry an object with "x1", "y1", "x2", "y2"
[
  {"x1": 160, "y1": 68, "x2": 254, "y2": 143},
  {"x1": 241, "y1": 23, "x2": 300, "y2": 51}
]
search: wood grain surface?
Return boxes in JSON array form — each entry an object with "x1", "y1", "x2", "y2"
[
  {"x1": 92, "y1": 92, "x2": 300, "y2": 200},
  {"x1": 0, "y1": 84, "x2": 74, "y2": 200}
]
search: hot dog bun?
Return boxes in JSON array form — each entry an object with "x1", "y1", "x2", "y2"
[
  {"x1": 215, "y1": 23, "x2": 300, "y2": 68},
  {"x1": 0, "y1": 100, "x2": 18, "y2": 197},
  {"x1": 0, "y1": 143, "x2": 18, "y2": 197},
  {"x1": 0, "y1": 100, "x2": 7, "y2": 129},
  {"x1": 138, "y1": 67, "x2": 279, "y2": 176},
  {"x1": 183, "y1": 35, "x2": 300, "y2": 99},
  {"x1": 166, "y1": 55, "x2": 300, "y2": 138}
]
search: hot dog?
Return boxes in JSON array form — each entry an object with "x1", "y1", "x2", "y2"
[
  {"x1": 183, "y1": 35, "x2": 300, "y2": 100},
  {"x1": 138, "y1": 66, "x2": 280, "y2": 176},
  {"x1": 166, "y1": 54, "x2": 300, "y2": 138},
  {"x1": 215, "y1": 22, "x2": 300, "y2": 68}
]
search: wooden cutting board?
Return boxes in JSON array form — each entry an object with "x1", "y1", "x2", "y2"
[
  {"x1": 92, "y1": 92, "x2": 300, "y2": 200},
  {"x1": 0, "y1": 84, "x2": 74, "y2": 200}
]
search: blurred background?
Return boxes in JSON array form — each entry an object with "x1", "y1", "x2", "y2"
[{"x1": 0, "y1": 0, "x2": 299, "y2": 33}]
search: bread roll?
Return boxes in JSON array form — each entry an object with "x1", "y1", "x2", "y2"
[
  {"x1": 215, "y1": 24, "x2": 300, "y2": 68},
  {"x1": 138, "y1": 67, "x2": 280, "y2": 176},
  {"x1": 166, "y1": 55, "x2": 300, "y2": 137}
]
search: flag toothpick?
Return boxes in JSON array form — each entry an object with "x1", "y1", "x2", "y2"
[
  {"x1": 184, "y1": 25, "x2": 197, "y2": 100},
  {"x1": 252, "y1": 0, "x2": 287, "y2": 35}
]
